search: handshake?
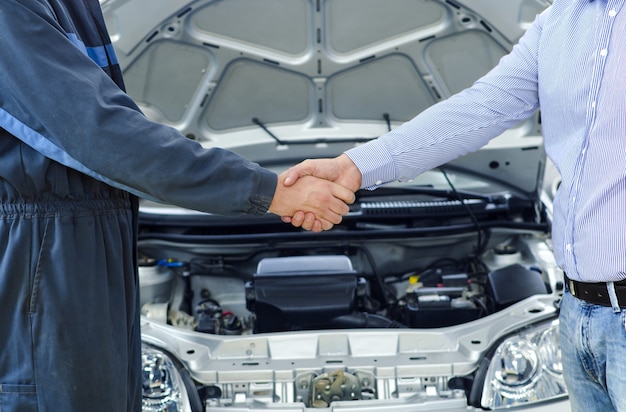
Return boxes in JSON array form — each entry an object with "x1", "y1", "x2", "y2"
[{"x1": 268, "y1": 154, "x2": 363, "y2": 232}]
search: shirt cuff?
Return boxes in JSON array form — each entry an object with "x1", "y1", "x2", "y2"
[{"x1": 345, "y1": 140, "x2": 396, "y2": 190}]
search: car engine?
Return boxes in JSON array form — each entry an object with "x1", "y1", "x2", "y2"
[{"x1": 138, "y1": 235, "x2": 550, "y2": 336}]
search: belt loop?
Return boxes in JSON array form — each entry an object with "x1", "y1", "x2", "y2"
[
  {"x1": 607, "y1": 281, "x2": 621, "y2": 312},
  {"x1": 565, "y1": 273, "x2": 576, "y2": 297}
]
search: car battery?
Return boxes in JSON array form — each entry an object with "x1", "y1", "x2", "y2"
[{"x1": 404, "y1": 273, "x2": 481, "y2": 328}]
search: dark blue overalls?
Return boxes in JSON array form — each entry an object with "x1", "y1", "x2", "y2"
[{"x1": 0, "y1": 1, "x2": 276, "y2": 410}]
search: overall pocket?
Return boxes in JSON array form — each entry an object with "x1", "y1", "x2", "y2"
[{"x1": 0, "y1": 384, "x2": 38, "y2": 411}]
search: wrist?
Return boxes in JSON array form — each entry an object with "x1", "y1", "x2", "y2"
[{"x1": 337, "y1": 153, "x2": 362, "y2": 190}]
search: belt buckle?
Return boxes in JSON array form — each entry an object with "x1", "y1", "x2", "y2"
[{"x1": 569, "y1": 279, "x2": 577, "y2": 297}]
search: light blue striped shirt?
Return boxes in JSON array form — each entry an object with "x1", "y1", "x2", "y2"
[{"x1": 346, "y1": 0, "x2": 626, "y2": 282}]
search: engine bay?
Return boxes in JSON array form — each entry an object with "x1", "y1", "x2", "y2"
[
  {"x1": 138, "y1": 231, "x2": 552, "y2": 336},
  {"x1": 135, "y1": 183, "x2": 563, "y2": 409},
  {"x1": 136, "y1": 171, "x2": 558, "y2": 338}
]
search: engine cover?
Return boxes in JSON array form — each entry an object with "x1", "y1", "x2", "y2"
[{"x1": 245, "y1": 256, "x2": 359, "y2": 333}]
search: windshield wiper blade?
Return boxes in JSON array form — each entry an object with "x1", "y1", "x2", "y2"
[{"x1": 252, "y1": 117, "x2": 375, "y2": 145}]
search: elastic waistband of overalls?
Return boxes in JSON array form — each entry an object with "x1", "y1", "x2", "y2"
[{"x1": 0, "y1": 193, "x2": 133, "y2": 218}]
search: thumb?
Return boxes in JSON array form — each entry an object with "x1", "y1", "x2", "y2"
[{"x1": 283, "y1": 161, "x2": 313, "y2": 187}]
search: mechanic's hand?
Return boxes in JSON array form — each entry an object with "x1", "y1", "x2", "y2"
[
  {"x1": 269, "y1": 172, "x2": 355, "y2": 232},
  {"x1": 281, "y1": 154, "x2": 362, "y2": 228}
]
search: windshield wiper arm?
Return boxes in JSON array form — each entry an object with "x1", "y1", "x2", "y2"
[
  {"x1": 252, "y1": 117, "x2": 286, "y2": 145},
  {"x1": 383, "y1": 112, "x2": 391, "y2": 132},
  {"x1": 252, "y1": 117, "x2": 376, "y2": 145}
]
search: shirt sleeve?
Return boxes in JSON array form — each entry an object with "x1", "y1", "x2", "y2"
[
  {"x1": 0, "y1": 0, "x2": 276, "y2": 216},
  {"x1": 346, "y1": 8, "x2": 546, "y2": 190}
]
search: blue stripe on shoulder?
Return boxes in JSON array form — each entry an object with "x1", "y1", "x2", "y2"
[
  {"x1": 0, "y1": 107, "x2": 155, "y2": 202},
  {"x1": 67, "y1": 33, "x2": 119, "y2": 67}
]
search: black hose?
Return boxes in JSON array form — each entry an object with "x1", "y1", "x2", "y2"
[{"x1": 329, "y1": 312, "x2": 407, "y2": 328}]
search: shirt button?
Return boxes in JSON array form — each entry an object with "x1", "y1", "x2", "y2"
[
  {"x1": 591, "y1": 101, "x2": 596, "y2": 108},
  {"x1": 600, "y1": 49, "x2": 608, "y2": 56},
  {"x1": 566, "y1": 243, "x2": 572, "y2": 252},
  {"x1": 609, "y1": 9, "x2": 617, "y2": 17},
  {"x1": 375, "y1": 180, "x2": 383, "y2": 185}
]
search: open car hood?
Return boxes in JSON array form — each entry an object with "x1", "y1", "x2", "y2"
[
  {"x1": 102, "y1": 0, "x2": 549, "y2": 195},
  {"x1": 100, "y1": 3, "x2": 574, "y2": 411}
]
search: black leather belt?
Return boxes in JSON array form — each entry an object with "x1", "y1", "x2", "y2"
[{"x1": 565, "y1": 274, "x2": 626, "y2": 308}]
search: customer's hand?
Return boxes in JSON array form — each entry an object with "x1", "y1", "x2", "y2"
[
  {"x1": 269, "y1": 172, "x2": 356, "y2": 232},
  {"x1": 280, "y1": 154, "x2": 362, "y2": 228}
]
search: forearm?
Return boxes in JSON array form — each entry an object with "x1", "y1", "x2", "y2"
[{"x1": 345, "y1": 16, "x2": 542, "y2": 189}]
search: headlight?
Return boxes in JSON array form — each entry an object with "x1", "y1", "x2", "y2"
[
  {"x1": 481, "y1": 319, "x2": 567, "y2": 409},
  {"x1": 142, "y1": 345, "x2": 193, "y2": 412}
]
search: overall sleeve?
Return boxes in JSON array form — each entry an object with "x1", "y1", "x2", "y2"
[{"x1": 0, "y1": 0, "x2": 276, "y2": 216}]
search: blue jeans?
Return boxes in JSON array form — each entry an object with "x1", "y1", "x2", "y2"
[{"x1": 560, "y1": 287, "x2": 626, "y2": 412}]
